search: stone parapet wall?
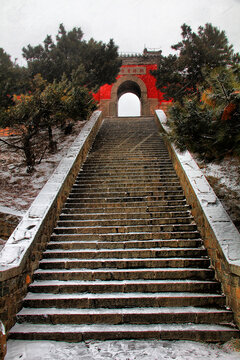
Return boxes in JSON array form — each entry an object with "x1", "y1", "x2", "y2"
[
  {"x1": 120, "y1": 56, "x2": 161, "y2": 66},
  {"x1": 0, "y1": 111, "x2": 103, "y2": 334},
  {"x1": 155, "y1": 110, "x2": 240, "y2": 329}
]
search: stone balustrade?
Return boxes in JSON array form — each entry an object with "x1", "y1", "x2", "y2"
[
  {"x1": 0, "y1": 111, "x2": 103, "y2": 335},
  {"x1": 155, "y1": 110, "x2": 240, "y2": 329}
]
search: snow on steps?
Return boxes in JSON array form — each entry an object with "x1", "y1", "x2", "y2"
[
  {"x1": 10, "y1": 323, "x2": 239, "y2": 342},
  {"x1": 9, "y1": 116, "x2": 239, "y2": 343}
]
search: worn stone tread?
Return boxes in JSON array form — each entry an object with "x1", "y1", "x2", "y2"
[
  {"x1": 9, "y1": 323, "x2": 239, "y2": 342},
  {"x1": 10, "y1": 116, "x2": 238, "y2": 342}
]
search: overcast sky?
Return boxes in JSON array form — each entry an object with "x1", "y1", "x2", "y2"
[
  {"x1": 1, "y1": 0, "x2": 240, "y2": 115},
  {"x1": 1, "y1": 0, "x2": 240, "y2": 64}
]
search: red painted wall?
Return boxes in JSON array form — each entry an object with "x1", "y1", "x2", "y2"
[{"x1": 93, "y1": 64, "x2": 167, "y2": 105}]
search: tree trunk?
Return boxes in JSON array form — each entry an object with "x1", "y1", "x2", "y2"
[
  {"x1": 23, "y1": 134, "x2": 35, "y2": 173},
  {"x1": 48, "y1": 125, "x2": 57, "y2": 152}
]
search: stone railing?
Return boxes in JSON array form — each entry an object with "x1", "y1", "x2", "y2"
[
  {"x1": 155, "y1": 110, "x2": 240, "y2": 329},
  {"x1": 0, "y1": 111, "x2": 103, "y2": 336}
]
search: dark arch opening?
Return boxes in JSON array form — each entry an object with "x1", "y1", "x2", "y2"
[{"x1": 117, "y1": 80, "x2": 141, "y2": 99}]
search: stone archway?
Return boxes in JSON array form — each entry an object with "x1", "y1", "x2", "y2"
[
  {"x1": 108, "y1": 75, "x2": 151, "y2": 116},
  {"x1": 94, "y1": 52, "x2": 172, "y2": 117}
]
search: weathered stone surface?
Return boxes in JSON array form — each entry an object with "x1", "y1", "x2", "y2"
[
  {"x1": 7, "y1": 116, "x2": 239, "y2": 344},
  {"x1": 1, "y1": 114, "x2": 239, "y2": 347},
  {"x1": 0, "y1": 111, "x2": 103, "y2": 333},
  {"x1": 155, "y1": 110, "x2": 240, "y2": 329}
]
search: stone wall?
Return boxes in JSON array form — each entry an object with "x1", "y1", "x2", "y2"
[
  {"x1": 0, "y1": 111, "x2": 103, "y2": 335},
  {"x1": 155, "y1": 110, "x2": 240, "y2": 329}
]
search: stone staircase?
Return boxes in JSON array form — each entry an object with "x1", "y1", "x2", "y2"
[{"x1": 9, "y1": 117, "x2": 239, "y2": 342}]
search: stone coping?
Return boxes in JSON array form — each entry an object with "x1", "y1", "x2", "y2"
[
  {"x1": 155, "y1": 110, "x2": 240, "y2": 276},
  {"x1": 0, "y1": 111, "x2": 102, "y2": 282}
]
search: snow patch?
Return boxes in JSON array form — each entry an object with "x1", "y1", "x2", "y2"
[
  {"x1": 0, "y1": 206, "x2": 24, "y2": 217},
  {"x1": 6, "y1": 339, "x2": 240, "y2": 360}
]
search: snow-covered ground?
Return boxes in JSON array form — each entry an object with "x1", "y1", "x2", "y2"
[
  {"x1": 198, "y1": 157, "x2": 240, "y2": 193},
  {"x1": 0, "y1": 122, "x2": 86, "y2": 212},
  {"x1": 0, "y1": 122, "x2": 87, "y2": 250},
  {"x1": 5, "y1": 339, "x2": 240, "y2": 360},
  {"x1": 194, "y1": 155, "x2": 240, "y2": 232}
]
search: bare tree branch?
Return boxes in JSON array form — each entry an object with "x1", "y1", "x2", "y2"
[{"x1": 0, "y1": 138, "x2": 23, "y2": 150}]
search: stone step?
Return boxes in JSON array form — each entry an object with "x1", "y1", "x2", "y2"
[
  {"x1": 62, "y1": 204, "x2": 191, "y2": 214},
  {"x1": 22, "y1": 292, "x2": 226, "y2": 309},
  {"x1": 77, "y1": 170, "x2": 177, "y2": 177},
  {"x1": 59, "y1": 211, "x2": 191, "y2": 221},
  {"x1": 82, "y1": 164, "x2": 174, "y2": 171},
  {"x1": 81, "y1": 162, "x2": 175, "y2": 167},
  {"x1": 9, "y1": 322, "x2": 239, "y2": 342},
  {"x1": 68, "y1": 190, "x2": 184, "y2": 199},
  {"x1": 68, "y1": 194, "x2": 185, "y2": 202},
  {"x1": 85, "y1": 156, "x2": 171, "y2": 162},
  {"x1": 54, "y1": 224, "x2": 198, "y2": 235},
  {"x1": 72, "y1": 180, "x2": 181, "y2": 187},
  {"x1": 76, "y1": 174, "x2": 179, "y2": 181},
  {"x1": 74, "y1": 178, "x2": 180, "y2": 184},
  {"x1": 16, "y1": 306, "x2": 232, "y2": 325},
  {"x1": 47, "y1": 239, "x2": 203, "y2": 250},
  {"x1": 75, "y1": 182, "x2": 180, "y2": 189},
  {"x1": 28, "y1": 279, "x2": 220, "y2": 294},
  {"x1": 9, "y1": 116, "x2": 238, "y2": 343},
  {"x1": 39, "y1": 257, "x2": 210, "y2": 269},
  {"x1": 34, "y1": 268, "x2": 215, "y2": 281},
  {"x1": 71, "y1": 185, "x2": 183, "y2": 193},
  {"x1": 76, "y1": 169, "x2": 177, "y2": 174},
  {"x1": 42, "y1": 248, "x2": 206, "y2": 259},
  {"x1": 79, "y1": 170, "x2": 176, "y2": 175},
  {"x1": 64, "y1": 200, "x2": 188, "y2": 209},
  {"x1": 57, "y1": 217, "x2": 193, "y2": 228},
  {"x1": 50, "y1": 232, "x2": 201, "y2": 242}
]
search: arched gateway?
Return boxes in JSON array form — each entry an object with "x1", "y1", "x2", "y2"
[{"x1": 93, "y1": 50, "x2": 171, "y2": 117}]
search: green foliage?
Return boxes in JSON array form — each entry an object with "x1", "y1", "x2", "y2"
[
  {"x1": 152, "y1": 22, "x2": 240, "y2": 160},
  {"x1": 65, "y1": 86, "x2": 96, "y2": 121},
  {"x1": 0, "y1": 93, "x2": 38, "y2": 171},
  {"x1": 168, "y1": 67, "x2": 240, "y2": 160},
  {"x1": 168, "y1": 97, "x2": 216, "y2": 158},
  {"x1": 0, "y1": 48, "x2": 29, "y2": 108},
  {"x1": 0, "y1": 24, "x2": 117, "y2": 171},
  {"x1": 0, "y1": 74, "x2": 97, "y2": 171},
  {"x1": 22, "y1": 24, "x2": 122, "y2": 91},
  {"x1": 152, "y1": 23, "x2": 240, "y2": 102}
]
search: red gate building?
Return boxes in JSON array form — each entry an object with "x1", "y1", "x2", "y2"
[{"x1": 93, "y1": 50, "x2": 171, "y2": 117}]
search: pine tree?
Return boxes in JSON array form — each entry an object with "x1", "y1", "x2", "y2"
[
  {"x1": 168, "y1": 66, "x2": 240, "y2": 159},
  {"x1": 0, "y1": 48, "x2": 29, "y2": 108},
  {"x1": 152, "y1": 23, "x2": 240, "y2": 102},
  {"x1": 22, "y1": 24, "x2": 122, "y2": 90}
]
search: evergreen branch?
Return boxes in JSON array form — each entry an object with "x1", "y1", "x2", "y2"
[{"x1": 217, "y1": 77, "x2": 231, "y2": 103}]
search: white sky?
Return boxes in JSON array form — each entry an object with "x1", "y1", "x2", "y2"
[
  {"x1": 1, "y1": 0, "x2": 240, "y2": 115},
  {"x1": 1, "y1": 0, "x2": 240, "y2": 64}
]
